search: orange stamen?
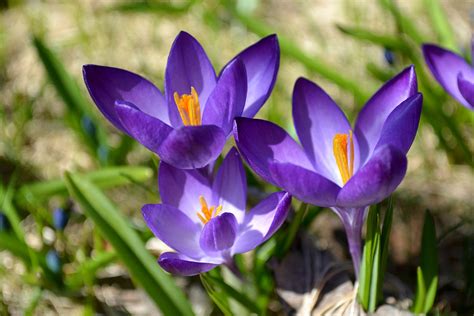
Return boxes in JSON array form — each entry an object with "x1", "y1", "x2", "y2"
[
  {"x1": 174, "y1": 87, "x2": 201, "y2": 126},
  {"x1": 333, "y1": 130, "x2": 354, "y2": 185},
  {"x1": 197, "y1": 196, "x2": 222, "y2": 224}
]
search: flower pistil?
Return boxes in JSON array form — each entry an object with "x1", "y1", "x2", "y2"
[
  {"x1": 333, "y1": 130, "x2": 354, "y2": 184},
  {"x1": 174, "y1": 87, "x2": 201, "y2": 126}
]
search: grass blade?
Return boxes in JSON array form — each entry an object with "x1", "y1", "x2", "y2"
[
  {"x1": 17, "y1": 166, "x2": 153, "y2": 203},
  {"x1": 64, "y1": 172, "x2": 194, "y2": 316}
]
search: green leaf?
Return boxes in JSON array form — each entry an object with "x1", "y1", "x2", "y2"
[
  {"x1": 64, "y1": 172, "x2": 194, "y2": 316},
  {"x1": 1, "y1": 181, "x2": 25, "y2": 242},
  {"x1": 412, "y1": 266, "x2": 426, "y2": 313},
  {"x1": 368, "y1": 232, "x2": 381, "y2": 312},
  {"x1": 424, "y1": 0, "x2": 457, "y2": 52},
  {"x1": 108, "y1": 0, "x2": 196, "y2": 14},
  {"x1": 420, "y1": 210, "x2": 438, "y2": 313},
  {"x1": 222, "y1": 1, "x2": 370, "y2": 104},
  {"x1": 200, "y1": 274, "x2": 233, "y2": 316},
  {"x1": 32, "y1": 36, "x2": 106, "y2": 162},
  {"x1": 378, "y1": 198, "x2": 394, "y2": 300},
  {"x1": 17, "y1": 166, "x2": 153, "y2": 203},
  {"x1": 337, "y1": 25, "x2": 408, "y2": 51},
  {"x1": 277, "y1": 201, "x2": 307, "y2": 257},
  {"x1": 65, "y1": 251, "x2": 117, "y2": 290},
  {"x1": 202, "y1": 274, "x2": 261, "y2": 315}
]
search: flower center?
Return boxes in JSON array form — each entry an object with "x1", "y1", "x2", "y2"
[
  {"x1": 333, "y1": 130, "x2": 354, "y2": 185},
  {"x1": 196, "y1": 195, "x2": 222, "y2": 224},
  {"x1": 174, "y1": 87, "x2": 202, "y2": 126}
]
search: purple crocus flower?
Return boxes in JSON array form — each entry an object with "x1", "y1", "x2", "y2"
[
  {"x1": 234, "y1": 66, "x2": 422, "y2": 276},
  {"x1": 422, "y1": 39, "x2": 474, "y2": 110},
  {"x1": 142, "y1": 148, "x2": 291, "y2": 276},
  {"x1": 83, "y1": 31, "x2": 280, "y2": 169}
]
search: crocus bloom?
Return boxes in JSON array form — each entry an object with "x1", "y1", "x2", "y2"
[
  {"x1": 83, "y1": 31, "x2": 280, "y2": 169},
  {"x1": 422, "y1": 40, "x2": 474, "y2": 110},
  {"x1": 142, "y1": 148, "x2": 291, "y2": 276},
  {"x1": 234, "y1": 66, "x2": 422, "y2": 276}
]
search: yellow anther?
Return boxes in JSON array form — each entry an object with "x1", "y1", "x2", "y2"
[
  {"x1": 174, "y1": 87, "x2": 201, "y2": 126},
  {"x1": 333, "y1": 130, "x2": 354, "y2": 185},
  {"x1": 197, "y1": 196, "x2": 223, "y2": 224}
]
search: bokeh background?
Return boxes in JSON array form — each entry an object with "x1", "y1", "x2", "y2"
[{"x1": 1, "y1": 0, "x2": 473, "y2": 314}]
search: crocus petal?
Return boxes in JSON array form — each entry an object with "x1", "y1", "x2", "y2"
[
  {"x1": 292, "y1": 77, "x2": 354, "y2": 183},
  {"x1": 165, "y1": 31, "x2": 217, "y2": 126},
  {"x1": 223, "y1": 35, "x2": 280, "y2": 118},
  {"x1": 423, "y1": 44, "x2": 474, "y2": 109},
  {"x1": 202, "y1": 59, "x2": 247, "y2": 135},
  {"x1": 375, "y1": 93, "x2": 423, "y2": 154},
  {"x1": 158, "y1": 162, "x2": 212, "y2": 224},
  {"x1": 199, "y1": 213, "x2": 238, "y2": 254},
  {"x1": 354, "y1": 66, "x2": 417, "y2": 164},
  {"x1": 233, "y1": 192, "x2": 291, "y2": 254},
  {"x1": 269, "y1": 162, "x2": 340, "y2": 207},
  {"x1": 158, "y1": 125, "x2": 226, "y2": 169},
  {"x1": 234, "y1": 117, "x2": 313, "y2": 184},
  {"x1": 83, "y1": 64, "x2": 169, "y2": 131},
  {"x1": 158, "y1": 252, "x2": 218, "y2": 276},
  {"x1": 211, "y1": 148, "x2": 247, "y2": 224},
  {"x1": 457, "y1": 74, "x2": 474, "y2": 108},
  {"x1": 115, "y1": 101, "x2": 173, "y2": 151},
  {"x1": 336, "y1": 145, "x2": 407, "y2": 208},
  {"x1": 142, "y1": 204, "x2": 204, "y2": 259}
]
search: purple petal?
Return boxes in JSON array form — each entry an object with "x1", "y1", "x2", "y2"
[
  {"x1": 83, "y1": 65, "x2": 169, "y2": 132},
  {"x1": 233, "y1": 192, "x2": 291, "y2": 254},
  {"x1": 269, "y1": 162, "x2": 340, "y2": 207},
  {"x1": 223, "y1": 35, "x2": 280, "y2": 118},
  {"x1": 457, "y1": 74, "x2": 474, "y2": 108},
  {"x1": 375, "y1": 93, "x2": 423, "y2": 154},
  {"x1": 165, "y1": 31, "x2": 217, "y2": 126},
  {"x1": 158, "y1": 125, "x2": 226, "y2": 169},
  {"x1": 142, "y1": 204, "x2": 204, "y2": 259},
  {"x1": 115, "y1": 101, "x2": 173, "y2": 151},
  {"x1": 423, "y1": 43, "x2": 474, "y2": 109},
  {"x1": 158, "y1": 162, "x2": 212, "y2": 225},
  {"x1": 202, "y1": 59, "x2": 247, "y2": 135},
  {"x1": 336, "y1": 145, "x2": 407, "y2": 208},
  {"x1": 234, "y1": 117, "x2": 313, "y2": 184},
  {"x1": 354, "y1": 66, "x2": 418, "y2": 164},
  {"x1": 292, "y1": 77, "x2": 355, "y2": 183},
  {"x1": 199, "y1": 213, "x2": 238, "y2": 254},
  {"x1": 158, "y1": 252, "x2": 218, "y2": 276},
  {"x1": 211, "y1": 148, "x2": 247, "y2": 224}
]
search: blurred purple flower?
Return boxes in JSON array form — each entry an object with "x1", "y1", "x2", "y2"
[
  {"x1": 422, "y1": 39, "x2": 474, "y2": 110},
  {"x1": 234, "y1": 66, "x2": 422, "y2": 276},
  {"x1": 83, "y1": 31, "x2": 280, "y2": 169},
  {"x1": 142, "y1": 148, "x2": 291, "y2": 276}
]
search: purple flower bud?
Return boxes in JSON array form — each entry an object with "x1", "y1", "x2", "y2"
[
  {"x1": 0, "y1": 211, "x2": 10, "y2": 232},
  {"x1": 46, "y1": 250, "x2": 62, "y2": 274},
  {"x1": 52, "y1": 207, "x2": 69, "y2": 231}
]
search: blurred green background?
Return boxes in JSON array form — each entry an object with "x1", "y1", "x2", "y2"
[{"x1": 0, "y1": 0, "x2": 473, "y2": 314}]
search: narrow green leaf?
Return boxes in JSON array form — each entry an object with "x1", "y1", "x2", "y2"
[
  {"x1": 1, "y1": 182, "x2": 25, "y2": 242},
  {"x1": 424, "y1": 0, "x2": 457, "y2": 51},
  {"x1": 412, "y1": 266, "x2": 426, "y2": 313},
  {"x1": 200, "y1": 274, "x2": 233, "y2": 316},
  {"x1": 378, "y1": 198, "x2": 394, "y2": 300},
  {"x1": 204, "y1": 274, "x2": 261, "y2": 314},
  {"x1": 64, "y1": 173, "x2": 194, "y2": 316},
  {"x1": 32, "y1": 36, "x2": 106, "y2": 161},
  {"x1": 337, "y1": 25, "x2": 408, "y2": 51},
  {"x1": 368, "y1": 233, "x2": 381, "y2": 312},
  {"x1": 223, "y1": 1, "x2": 370, "y2": 104},
  {"x1": 65, "y1": 251, "x2": 117, "y2": 290},
  {"x1": 17, "y1": 166, "x2": 153, "y2": 203},
  {"x1": 420, "y1": 210, "x2": 438, "y2": 313},
  {"x1": 277, "y1": 202, "x2": 307, "y2": 257},
  {"x1": 107, "y1": 0, "x2": 196, "y2": 14}
]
